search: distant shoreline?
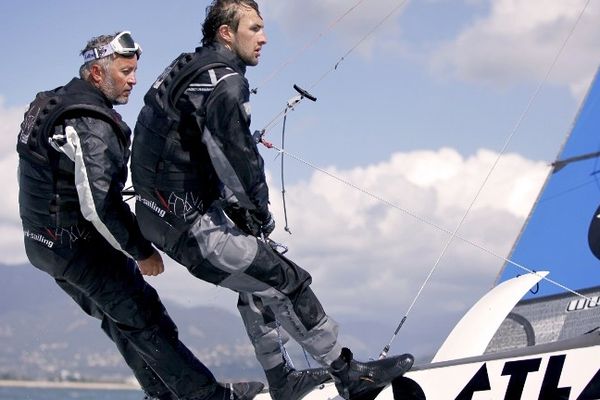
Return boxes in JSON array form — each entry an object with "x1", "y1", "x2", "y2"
[{"x1": 0, "y1": 379, "x2": 140, "y2": 391}]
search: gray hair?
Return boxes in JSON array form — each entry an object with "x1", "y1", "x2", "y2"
[{"x1": 79, "y1": 33, "x2": 120, "y2": 80}]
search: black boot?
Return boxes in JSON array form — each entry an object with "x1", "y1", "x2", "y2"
[
  {"x1": 208, "y1": 381, "x2": 265, "y2": 400},
  {"x1": 329, "y1": 348, "x2": 414, "y2": 400},
  {"x1": 266, "y1": 363, "x2": 332, "y2": 400}
]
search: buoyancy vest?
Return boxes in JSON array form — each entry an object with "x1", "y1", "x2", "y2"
[
  {"x1": 17, "y1": 79, "x2": 127, "y2": 166},
  {"x1": 132, "y1": 48, "x2": 227, "y2": 198},
  {"x1": 17, "y1": 78, "x2": 129, "y2": 227}
]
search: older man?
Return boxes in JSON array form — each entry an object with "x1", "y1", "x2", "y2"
[{"x1": 17, "y1": 31, "x2": 262, "y2": 400}]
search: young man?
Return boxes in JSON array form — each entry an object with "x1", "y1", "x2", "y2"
[
  {"x1": 17, "y1": 31, "x2": 263, "y2": 400},
  {"x1": 131, "y1": 2, "x2": 414, "y2": 399}
]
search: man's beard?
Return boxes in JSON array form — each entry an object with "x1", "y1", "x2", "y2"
[{"x1": 100, "y1": 74, "x2": 128, "y2": 105}]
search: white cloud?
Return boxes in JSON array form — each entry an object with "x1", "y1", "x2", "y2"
[
  {"x1": 265, "y1": 147, "x2": 548, "y2": 314},
  {"x1": 431, "y1": 0, "x2": 600, "y2": 98},
  {"x1": 0, "y1": 98, "x2": 26, "y2": 265}
]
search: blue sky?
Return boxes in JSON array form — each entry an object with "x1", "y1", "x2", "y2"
[{"x1": 1, "y1": 0, "x2": 600, "y2": 360}]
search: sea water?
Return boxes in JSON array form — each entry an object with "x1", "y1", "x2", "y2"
[{"x1": 0, "y1": 386, "x2": 144, "y2": 400}]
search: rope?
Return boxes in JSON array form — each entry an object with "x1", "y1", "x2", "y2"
[
  {"x1": 275, "y1": 319, "x2": 295, "y2": 369},
  {"x1": 280, "y1": 107, "x2": 293, "y2": 234},
  {"x1": 309, "y1": 0, "x2": 410, "y2": 92}
]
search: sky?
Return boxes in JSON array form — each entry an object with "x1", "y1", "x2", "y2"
[{"x1": 1, "y1": 0, "x2": 600, "y2": 360}]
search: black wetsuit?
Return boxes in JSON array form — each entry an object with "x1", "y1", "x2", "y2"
[
  {"x1": 131, "y1": 43, "x2": 342, "y2": 371},
  {"x1": 17, "y1": 78, "x2": 222, "y2": 400}
]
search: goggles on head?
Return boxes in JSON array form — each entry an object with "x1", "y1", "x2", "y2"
[{"x1": 82, "y1": 31, "x2": 142, "y2": 63}]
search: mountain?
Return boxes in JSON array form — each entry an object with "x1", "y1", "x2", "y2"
[
  {"x1": 0, "y1": 263, "x2": 262, "y2": 382},
  {"x1": 0, "y1": 263, "x2": 401, "y2": 384}
]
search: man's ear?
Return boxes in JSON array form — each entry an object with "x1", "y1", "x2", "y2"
[
  {"x1": 217, "y1": 24, "x2": 234, "y2": 47},
  {"x1": 89, "y1": 63, "x2": 104, "y2": 85}
]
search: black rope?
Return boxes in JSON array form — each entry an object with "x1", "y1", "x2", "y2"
[
  {"x1": 272, "y1": 85, "x2": 318, "y2": 235},
  {"x1": 281, "y1": 108, "x2": 292, "y2": 234}
]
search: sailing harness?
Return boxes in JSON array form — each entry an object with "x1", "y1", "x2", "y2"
[
  {"x1": 132, "y1": 51, "x2": 227, "y2": 195},
  {"x1": 17, "y1": 87, "x2": 126, "y2": 166},
  {"x1": 17, "y1": 82, "x2": 129, "y2": 228}
]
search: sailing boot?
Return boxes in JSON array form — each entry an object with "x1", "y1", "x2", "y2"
[
  {"x1": 329, "y1": 347, "x2": 414, "y2": 400},
  {"x1": 266, "y1": 363, "x2": 332, "y2": 400},
  {"x1": 210, "y1": 381, "x2": 265, "y2": 400}
]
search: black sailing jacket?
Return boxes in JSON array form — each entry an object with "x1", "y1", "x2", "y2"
[
  {"x1": 132, "y1": 43, "x2": 270, "y2": 223},
  {"x1": 17, "y1": 78, "x2": 153, "y2": 260}
]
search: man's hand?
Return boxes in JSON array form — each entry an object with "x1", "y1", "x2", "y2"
[
  {"x1": 137, "y1": 248, "x2": 165, "y2": 276},
  {"x1": 249, "y1": 210, "x2": 276, "y2": 238},
  {"x1": 260, "y1": 213, "x2": 275, "y2": 238}
]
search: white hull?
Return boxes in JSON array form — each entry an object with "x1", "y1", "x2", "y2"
[
  {"x1": 403, "y1": 333, "x2": 600, "y2": 399},
  {"x1": 256, "y1": 272, "x2": 600, "y2": 399}
]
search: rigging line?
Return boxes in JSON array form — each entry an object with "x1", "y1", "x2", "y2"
[
  {"x1": 269, "y1": 144, "x2": 593, "y2": 303},
  {"x1": 538, "y1": 177, "x2": 599, "y2": 204},
  {"x1": 260, "y1": 0, "x2": 593, "y2": 357},
  {"x1": 309, "y1": 0, "x2": 409, "y2": 91},
  {"x1": 280, "y1": 107, "x2": 292, "y2": 234},
  {"x1": 252, "y1": 0, "x2": 369, "y2": 94},
  {"x1": 594, "y1": 150, "x2": 600, "y2": 192},
  {"x1": 260, "y1": 0, "x2": 410, "y2": 135},
  {"x1": 590, "y1": 140, "x2": 600, "y2": 193}
]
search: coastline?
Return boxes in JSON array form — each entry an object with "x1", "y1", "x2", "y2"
[{"x1": 0, "y1": 379, "x2": 140, "y2": 391}]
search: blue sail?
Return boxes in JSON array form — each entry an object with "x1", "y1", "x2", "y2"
[{"x1": 495, "y1": 67, "x2": 600, "y2": 298}]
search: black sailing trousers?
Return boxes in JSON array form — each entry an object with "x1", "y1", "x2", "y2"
[{"x1": 23, "y1": 230, "x2": 217, "y2": 400}]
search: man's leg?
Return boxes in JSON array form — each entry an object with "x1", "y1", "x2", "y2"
[
  {"x1": 26, "y1": 234, "x2": 262, "y2": 400},
  {"x1": 25, "y1": 238, "x2": 178, "y2": 398},
  {"x1": 237, "y1": 293, "x2": 331, "y2": 400},
  {"x1": 55, "y1": 278, "x2": 175, "y2": 399},
  {"x1": 183, "y1": 207, "x2": 413, "y2": 399},
  {"x1": 184, "y1": 207, "x2": 342, "y2": 365},
  {"x1": 68, "y1": 238, "x2": 220, "y2": 399}
]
